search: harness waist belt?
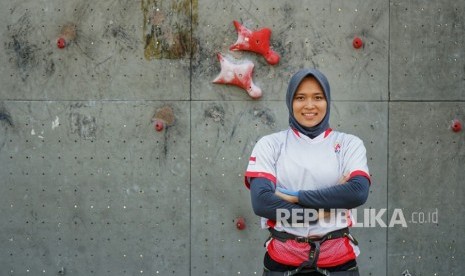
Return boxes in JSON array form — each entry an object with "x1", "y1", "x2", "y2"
[{"x1": 268, "y1": 227, "x2": 358, "y2": 245}]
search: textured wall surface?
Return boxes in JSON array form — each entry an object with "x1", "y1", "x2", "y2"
[
  {"x1": 388, "y1": 103, "x2": 465, "y2": 275},
  {"x1": 0, "y1": 0, "x2": 464, "y2": 276},
  {"x1": 0, "y1": 101, "x2": 191, "y2": 275}
]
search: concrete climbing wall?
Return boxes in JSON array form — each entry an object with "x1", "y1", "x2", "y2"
[
  {"x1": 0, "y1": 101, "x2": 191, "y2": 275},
  {"x1": 388, "y1": 1, "x2": 465, "y2": 275},
  {"x1": 0, "y1": 1, "x2": 463, "y2": 276}
]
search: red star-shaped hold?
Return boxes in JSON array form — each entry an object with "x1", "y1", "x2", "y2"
[
  {"x1": 229, "y1": 20, "x2": 280, "y2": 65},
  {"x1": 212, "y1": 53, "x2": 262, "y2": 99}
]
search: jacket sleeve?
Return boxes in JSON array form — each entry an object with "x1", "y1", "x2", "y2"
[
  {"x1": 250, "y1": 177, "x2": 318, "y2": 223},
  {"x1": 297, "y1": 176, "x2": 370, "y2": 209}
]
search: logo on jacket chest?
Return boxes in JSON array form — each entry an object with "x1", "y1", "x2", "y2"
[{"x1": 334, "y1": 142, "x2": 341, "y2": 153}]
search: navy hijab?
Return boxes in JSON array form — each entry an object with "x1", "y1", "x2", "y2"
[{"x1": 285, "y1": 68, "x2": 331, "y2": 139}]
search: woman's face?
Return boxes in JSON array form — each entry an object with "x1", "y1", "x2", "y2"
[{"x1": 292, "y1": 77, "x2": 327, "y2": 128}]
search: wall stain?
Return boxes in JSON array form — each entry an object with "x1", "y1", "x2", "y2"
[
  {"x1": 44, "y1": 56, "x2": 56, "y2": 77},
  {"x1": 0, "y1": 110, "x2": 13, "y2": 127},
  {"x1": 141, "y1": 0, "x2": 198, "y2": 60},
  {"x1": 204, "y1": 105, "x2": 225, "y2": 125},
  {"x1": 103, "y1": 25, "x2": 138, "y2": 51},
  {"x1": 191, "y1": 45, "x2": 217, "y2": 81},
  {"x1": 229, "y1": 110, "x2": 246, "y2": 140},
  {"x1": 69, "y1": 112, "x2": 97, "y2": 140},
  {"x1": 5, "y1": 13, "x2": 39, "y2": 81},
  {"x1": 0, "y1": 105, "x2": 13, "y2": 151},
  {"x1": 250, "y1": 107, "x2": 276, "y2": 128}
]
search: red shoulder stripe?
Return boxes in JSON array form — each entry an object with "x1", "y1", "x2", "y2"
[{"x1": 244, "y1": 171, "x2": 277, "y2": 189}]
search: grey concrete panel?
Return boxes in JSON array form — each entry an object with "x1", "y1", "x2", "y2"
[
  {"x1": 0, "y1": 0, "x2": 191, "y2": 101},
  {"x1": 0, "y1": 101, "x2": 190, "y2": 275},
  {"x1": 390, "y1": 1, "x2": 465, "y2": 100},
  {"x1": 191, "y1": 101, "x2": 387, "y2": 275},
  {"x1": 388, "y1": 103, "x2": 465, "y2": 275},
  {"x1": 192, "y1": 0, "x2": 388, "y2": 101}
]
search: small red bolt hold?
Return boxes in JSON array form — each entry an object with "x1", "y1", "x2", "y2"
[
  {"x1": 353, "y1": 37, "x2": 363, "y2": 49},
  {"x1": 235, "y1": 217, "x2": 246, "y2": 230},
  {"x1": 451, "y1": 119, "x2": 462, "y2": 132},
  {"x1": 57, "y1": 37, "x2": 66, "y2": 49},
  {"x1": 152, "y1": 106, "x2": 174, "y2": 132},
  {"x1": 154, "y1": 120, "x2": 164, "y2": 132}
]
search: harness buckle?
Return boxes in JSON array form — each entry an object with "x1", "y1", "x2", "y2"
[{"x1": 295, "y1": 236, "x2": 312, "y2": 243}]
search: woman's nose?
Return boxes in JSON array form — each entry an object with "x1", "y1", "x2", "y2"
[{"x1": 304, "y1": 100, "x2": 316, "y2": 109}]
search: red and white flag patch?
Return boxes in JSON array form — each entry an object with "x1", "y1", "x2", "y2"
[{"x1": 249, "y1": 156, "x2": 256, "y2": 165}]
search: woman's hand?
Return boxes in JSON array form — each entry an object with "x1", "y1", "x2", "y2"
[{"x1": 275, "y1": 187, "x2": 299, "y2": 203}]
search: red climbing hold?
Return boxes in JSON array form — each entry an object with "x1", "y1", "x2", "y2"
[
  {"x1": 152, "y1": 106, "x2": 175, "y2": 132},
  {"x1": 57, "y1": 37, "x2": 66, "y2": 49},
  {"x1": 56, "y1": 23, "x2": 77, "y2": 50},
  {"x1": 229, "y1": 20, "x2": 280, "y2": 65},
  {"x1": 154, "y1": 120, "x2": 164, "y2": 132},
  {"x1": 212, "y1": 53, "x2": 262, "y2": 99},
  {"x1": 235, "y1": 217, "x2": 246, "y2": 230},
  {"x1": 353, "y1": 37, "x2": 363, "y2": 49},
  {"x1": 451, "y1": 119, "x2": 462, "y2": 132}
]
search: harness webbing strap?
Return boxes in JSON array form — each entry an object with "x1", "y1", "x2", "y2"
[{"x1": 268, "y1": 227, "x2": 351, "y2": 243}]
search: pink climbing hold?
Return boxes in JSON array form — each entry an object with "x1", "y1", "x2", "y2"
[
  {"x1": 451, "y1": 119, "x2": 462, "y2": 132},
  {"x1": 154, "y1": 120, "x2": 164, "y2": 131},
  {"x1": 212, "y1": 53, "x2": 262, "y2": 99},
  {"x1": 152, "y1": 106, "x2": 175, "y2": 132},
  {"x1": 229, "y1": 20, "x2": 280, "y2": 65},
  {"x1": 235, "y1": 217, "x2": 246, "y2": 230},
  {"x1": 353, "y1": 37, "x2": 363, "y2": 49},
  {"x1": 56, "y1": 23, "x2": 77, "y2": 49},
  {"x1": 57, "y1": 37, "x2": 66, "y2": 49}
]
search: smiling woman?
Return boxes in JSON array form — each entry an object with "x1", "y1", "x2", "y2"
[
  {"x1": 292, "y1": 77, "x2": 327, "y2": 128},
  {"x1": 244, "y1": 68, "x2": 370, "y2": 276}
]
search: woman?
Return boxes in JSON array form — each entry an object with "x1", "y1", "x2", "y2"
[{"x1": 244, "y1": 68, "x2": 370, "y2": 276}]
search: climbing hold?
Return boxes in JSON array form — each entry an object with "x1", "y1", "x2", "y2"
[
  {"x1": 57, "y1": 37, "x2": 66, "y2": 49},
  {"x1": 213, "y1": 53, "x2": 262, "y2": 99},
  {"x1": 353, "y1": 36, "x2": 363, "y2": 49},
  {"x1": 229, "y1": 20, "x2": 280, "y2": 65},
  {"x1": 235, "y1": 217, "x2": 246, "y2": 230},
  {"x1": 152, "y1": 106, "x2": 175, "y2": 132},
  {"x1": 451, "y1": 119, "x2": 462, "y2": 132},
  {"x1": 154, "y1": 120, "x2": 164, "y2": 131},
  {"x1": 56, "y1": 23, "x2": 77, "y2": 49}
]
